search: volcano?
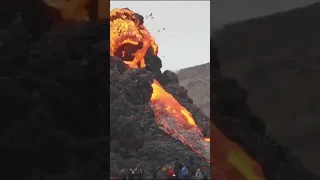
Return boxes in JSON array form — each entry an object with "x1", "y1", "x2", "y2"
[{"x1": 110, "y1": 8, "x2": 210, "y2": 177}]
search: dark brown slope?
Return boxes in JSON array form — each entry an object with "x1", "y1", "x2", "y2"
[{"x1": 216, "y1": 2, "x2": 320, "y2": 175}]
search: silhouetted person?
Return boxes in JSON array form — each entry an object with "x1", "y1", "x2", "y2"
[
  {"x1": 152, "y1": 167, "x2": 158, "y2": 179},
  {"x1": 188, "y1": 156, "x2": 195, "y2": 175},
  {"x1": 202, "y1": 167, "x2": 209, "y2": 180},
  {"x1": 173, "y1": 158, "x2": 181, "y2": 179},
  {"x1": 120, "y1": 168, "x2": 129, "y2": 180},
  {"x1": 128, "y1": 168, "x2": 135, "y2": 179},
  {"x1": 134, "y1": 164, "x2": 144, "y2": 179}
]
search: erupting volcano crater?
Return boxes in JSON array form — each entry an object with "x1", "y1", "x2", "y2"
[{"x1": 110, "y1": 8, "x2": 210, "y2": 177}]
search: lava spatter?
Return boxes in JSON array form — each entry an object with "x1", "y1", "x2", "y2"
[
  {"x1": 110, "y1": 8, "x2": 158, "y2": 68},
  {"x1": 110, "y1": 8, "x2": 210, "y2": 160}
]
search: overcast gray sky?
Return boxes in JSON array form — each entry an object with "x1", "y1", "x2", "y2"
[
  {"x1": 111, "y1": 0, "x2": 320, "y2": 70},
  {"x1": 211, "y1": 0, "x2": 320, "y2": 29}
]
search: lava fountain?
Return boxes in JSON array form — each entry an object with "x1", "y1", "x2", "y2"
[{"x1": 110, "y1": 8, "x2": 210, "y2": 160}]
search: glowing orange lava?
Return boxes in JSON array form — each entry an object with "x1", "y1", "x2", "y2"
[
  {"x1": 211, "y1": 120, "x2": 265, "y2": 179},
  {"x1": 110, "y1": 8, "x2": 158, "y2": 68},
  {"x1": 151, "y1": 79, "x2": 210, "y2": 159},
  {"x1": 151, "y1": 80, "x2": 197, "y2": 126}
]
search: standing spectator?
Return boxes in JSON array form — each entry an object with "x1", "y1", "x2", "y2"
[
  {"x1": 188, "y1": 156, "x2": 194, "y2": 175},
  {"x1": 152, "y1": 166, "x2": 158, "y2": 179},
  {"x1": 134, "y1": 164, "x2": 144, "y2": 179},
  {"x1": 119, "y1": 168, "x2": 129, "y2": 180},
  {"x1": 181, "y1": 164, "x2": 189, "y2": 179},
  {"x1": 128, "y1": 168, "x2": 135, "y2": 179},
  {"x1": 166, "y1": 167, "x2": 175, "y2": 179},
  {"x1": 202, "y1": 167, "x2": 209, "y2": 180},
  {"x1": 195, "y1": 168, "x2": 203, "y2": 179},
  {"x1": 173, "y1": 158, "x2": 181, "y2": 179}
]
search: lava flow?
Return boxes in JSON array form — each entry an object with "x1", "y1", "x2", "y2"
[
  {"x1": 151, "y1": 80, "x2": 210, "y2": 160},
  {"x1": 211, "y1": 120, "x2": 265, "y2": 180},
  {"x1": 110, "y1": 8, "x2": 210, "y2": 160}
]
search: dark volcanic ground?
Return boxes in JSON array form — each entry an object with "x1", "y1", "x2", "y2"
[
  {"x1": 110, "y1": 54, "x2": 210, "y2": 178},
  {"x1": 216, "y1": 2, "x2": 320, "y2": 175}
]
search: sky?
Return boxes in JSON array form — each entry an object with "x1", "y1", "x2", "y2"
[
  {"x1": 111, "y1": 0, "x2": 320, "y2": 70},
  {"x1": 210, "y1": 0, "x2": 320, "y2": 30}
]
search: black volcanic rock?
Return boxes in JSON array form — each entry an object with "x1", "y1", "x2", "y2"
[{"x1": 109, "y1": 57, "x2": 210, "y2": 178}]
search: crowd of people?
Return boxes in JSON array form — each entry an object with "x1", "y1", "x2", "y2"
[{"x1": 111, "y1": 156, "x2": 209, "y2": 179}]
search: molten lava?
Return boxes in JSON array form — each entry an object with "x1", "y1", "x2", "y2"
[
  {"x1": 110, "y1": 8, "x2": 210, "y2": 160},
  {"x1": 151, "y1": 80, "x2": 210, "y2": 160},
  {"x1": 110, "y1": 8, "x2": 158, "y2": 68},
  {"x1": 211, "y1": 120, "x2": 266, "y2": 180}
]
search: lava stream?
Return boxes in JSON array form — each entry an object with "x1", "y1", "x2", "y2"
[
  {"x1": 151, "y1": 80, "x2": 210, "y2": 160},
  {"x1": 211, "y1": 121, "x2": 265, "y2": 179}
]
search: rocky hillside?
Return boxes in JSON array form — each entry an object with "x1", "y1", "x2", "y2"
[
  {"x1": 215, "y1": 2, "x2": 320, "y2": 175},
  {"x1": 177, "y1": 63, "x2": 210, "y2": 117}
]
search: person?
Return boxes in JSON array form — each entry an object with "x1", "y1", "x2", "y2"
[
  {"x1": 195, "y1": 168, "x2": 203, "y2": 179},
  {"x1": 202, "y1": 167, "x2": 209, "y2": 180},
  {"x1": 166, "y1": 166, "x2": 175, "y2": 179},
  {"x1": 152, "y1": 166, "x2": 158, "y2": 179},
  {"x1": 162, "y1": 166, "x2": 168, "y2": 172},
  {"x1": 181, "y1": 164, "x2": 189, "y2": 179},
  {"x1": 134, "y1": 164, "x2": 144, "y2": 179},
  {"x1": 173, "y1": 158, "x2": 181, "y2": 179},
  {"x1": 120, "y1": 168, "x2": 129, "y2": 180},
  {"x1": 188, "y1": 156, "x2": 194, "y2": 168},
  {"x1": 128, "y1": 168, "x2": 135, "y2": 179},
  {"x1": 188, "y1": 156, "x2": 194, "y2": 175}
]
